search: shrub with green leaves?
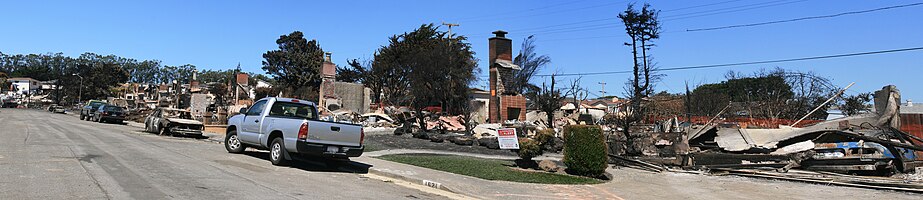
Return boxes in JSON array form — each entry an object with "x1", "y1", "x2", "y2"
[
  {"x1": 534, "y1": 129, "x2": 555, "y2": 146},
  {"x1": 517, "y1": 138, "x2": 543, "y2": 160},
  {"x1": 563, "y1": 125, "x2": 608, "y2": 177}
]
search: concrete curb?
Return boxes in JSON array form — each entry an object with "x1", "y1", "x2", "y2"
[{"x1": 362, "y1": 159, "x2": 461, "y2": 195}]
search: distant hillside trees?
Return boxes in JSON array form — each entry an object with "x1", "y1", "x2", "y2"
[
  {"x1": 688, "y1": 68, "x2": 836, "y2": 120},
  {"x1": 0, "y1": 51, "x2": 226, "y2": 104}
]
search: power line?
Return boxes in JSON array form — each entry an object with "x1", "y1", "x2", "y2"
[
  {"x1": 662, "y1": 0, "x2": 795, "y2": 19},
  {"x1": 685, "y1": 2, "x2": 923, "y2": 32},
  {"x1": 662, "y1": 0, "x2": 809, "y2": 21},
  {"x1": 535, "y1": 46, "x2": 923, "y2": 77},
  {"x1": 471, "y1": 0, "x2": 750, "y2": 35},
  {"x1": 450, "y1": 0, "x2": 589, "y2": 22},
  {"x1": 461, "y1": 1, "x2": 628, "y2": 23},
  {"x1": 663, "y1": 0, "x2": 743, "y2": 12},
  {"x1": 469, "y1": 0, "x2": 808, "y2": 38}
]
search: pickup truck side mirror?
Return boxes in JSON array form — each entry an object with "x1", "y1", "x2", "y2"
[{"x1": 238, "y1": 107, "x2": 248, "y2": 114}]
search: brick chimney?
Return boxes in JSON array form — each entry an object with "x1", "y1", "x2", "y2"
[
  {"x1": 321, "y1": 52, "x2": 336, "y2": 78},
  {"x1": 488, "y1": 30, "x2": 525, "y2": 123}
]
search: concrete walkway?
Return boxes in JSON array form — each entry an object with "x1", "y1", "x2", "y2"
[{"x1": 357, "y1": 150, "x2": 921, "y2": 200}]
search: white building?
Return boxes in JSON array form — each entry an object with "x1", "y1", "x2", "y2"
[{"x1": 7, "y1": 77, "x2": 40, "y2": 95}]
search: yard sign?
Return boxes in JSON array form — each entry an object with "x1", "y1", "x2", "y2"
[{"x1": 497, "y1": 128, "x2": 519, "y2": 149}]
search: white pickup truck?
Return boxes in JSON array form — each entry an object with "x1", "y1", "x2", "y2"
[{"x1": 224, "y1": 97, "x2": 364, "y2": 165}]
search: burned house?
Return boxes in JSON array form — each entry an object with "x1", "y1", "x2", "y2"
[{"x1": 686, "y1": 85, "x2": 923, "y2": 174}]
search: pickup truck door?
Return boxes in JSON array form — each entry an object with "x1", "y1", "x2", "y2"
[{"x1": 240, "y1": 100, "x2": 269, "y2": 144}]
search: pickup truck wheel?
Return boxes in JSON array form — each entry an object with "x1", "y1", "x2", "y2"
[
  {"x1": 269, "y1": 138, "x2": 290, "y2": 166},
  {"x1": 225, "y1": 131, "x2": 245, "y2": 153},
  {"x1": 80, "y1": 114, "x2": 85, "y2": 120}
]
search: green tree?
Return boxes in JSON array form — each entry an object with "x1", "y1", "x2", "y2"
[
  {"x1": 369, "y1": 24, "x2": 478, "y2": 124},
  {"x1": 261, "y1": 31, "x2": 325, "y2": 101},
  {"x1": 840, "y1": 92, "x2": 872, "y2": 116}
]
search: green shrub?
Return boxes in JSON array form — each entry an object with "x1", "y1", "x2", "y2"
[
  {"x1": 563, "y1": 125, "x2": 608, "y2": 177},
  {"x1": 517, "y1": 138, "x2": 543, "y2": 160},
  {"x1": 534, "y1": 129, "x2": 555, "y2": 146}
]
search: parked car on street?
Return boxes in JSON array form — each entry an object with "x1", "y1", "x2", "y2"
[
  {"x1": 80, "y1": 100, "x2": 107, "y2": 121},
  {"x1": 225, "y1": 97, "x2": 365, "y2": 166},
  {"x1": 91, "y1": 104, "x2": 125, "y2": 123},
  {"x1": 144, "y1": 108, "x2": 204, "y2": 136},
  {"x1": 49, "y1": 105, "x2": 66, "y2": 114}
]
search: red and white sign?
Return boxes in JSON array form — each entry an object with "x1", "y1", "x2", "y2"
[{"x1": 497, "y1": 128, "x2": 519, "y2": 149}]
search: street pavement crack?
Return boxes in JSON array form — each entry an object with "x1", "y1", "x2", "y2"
[{"x1": 66, "y1": 146, "x2": 112, "y2": 200}]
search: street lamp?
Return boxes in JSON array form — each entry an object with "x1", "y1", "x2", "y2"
[{"x1": 72, "y1": 73, "x2": 83, "y2": 105}]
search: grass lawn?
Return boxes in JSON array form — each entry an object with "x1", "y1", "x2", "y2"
[{"x1": 378, "y1": 154, "x2": 603, "y2": 184}]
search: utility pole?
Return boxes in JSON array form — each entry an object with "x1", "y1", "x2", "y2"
[
  {"x1": 598, "y1": 82, "x2": 607, "y2": 98},
  {"x1": 72, "y1": 73, "x2": 83, "y2": 105},
  {"x1": 442, "y1": 22, "x2": 460, "y2": 37}
]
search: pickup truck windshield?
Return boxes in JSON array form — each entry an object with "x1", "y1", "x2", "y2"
[
  {"x1": 89, "y1": 102, "x2": 105, "y2": 108},
  {"x1": 267, "y1": 102, "x2": 317, "y2": 120}
]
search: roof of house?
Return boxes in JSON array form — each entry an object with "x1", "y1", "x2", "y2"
[
  {"x1": 7, "y1": 77, "x2": 39, "y2": 82},
  {"x1": 901, "y1": 103, "x2": 923, "y2": 114}
]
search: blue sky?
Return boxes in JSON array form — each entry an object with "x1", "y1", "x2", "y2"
[{"x1": 2, "y1": 0, "x2": 921, "y2": 101}]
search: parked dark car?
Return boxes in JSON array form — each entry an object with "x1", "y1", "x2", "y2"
[
  {"x1": 80, "y1": 100, "x2": 107, "y2": 121},
  {"x1": 144, "y1": 107, "x2": 204, "y2": 136},
  {"x1": 91, "y1": 104, "x2": 125, "y2": 123}
]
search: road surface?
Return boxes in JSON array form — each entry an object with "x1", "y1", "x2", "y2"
[{"x1": 0, "y1": 108, "x2": 447, "y2": 199}]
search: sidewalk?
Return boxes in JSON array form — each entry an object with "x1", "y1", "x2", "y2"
[{"x1": 357, "y1": 150, "x2": 922, "y2": 200}]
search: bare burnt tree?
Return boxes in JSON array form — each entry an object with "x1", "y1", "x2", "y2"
[
  {"x1": 532, "y1": 75, "x2": 564, "y2": 128},
  {"x1": 618, "y1": 3, "x2": 661, "y2": 134}
]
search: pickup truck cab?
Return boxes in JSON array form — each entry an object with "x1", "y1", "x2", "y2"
[
  {"x1": 80, "y1": 100, "x2": 106, "y2": 121},
  {"x1": 225, "y1": 97, "x2": 364, "y2": 165}
]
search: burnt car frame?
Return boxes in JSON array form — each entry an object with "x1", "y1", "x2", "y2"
[{"x1": 144, "y1": 108, "x2": 204, "y2": 136}]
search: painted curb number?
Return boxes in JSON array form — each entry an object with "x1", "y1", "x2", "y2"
[{"x1": 422, "y1": 180, "x2": 442, "y2": 189}]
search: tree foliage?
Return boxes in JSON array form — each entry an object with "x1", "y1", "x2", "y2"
[
  {"x1": 0, "y1": 51, "x2": 238, "y2": 105},
  {"x1": 840, "y1": 92, "x2": 872, "y2": 116},
  {"x1": 689, "y1": 68, "x2": 836, "y2": 120},
  {"x1": 511, "y1": 35, "x2": 551, "y2": 96},
  {"x1": 261, "y1": 31, "x2": 325, "y2": 101},
  {"x1": 347, "y1": 24, "x2": 478, "y2": 118}
]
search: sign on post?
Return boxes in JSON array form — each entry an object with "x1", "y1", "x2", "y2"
[{"x1": 497, "y1": 128, "x2": 519, "y2": 149}]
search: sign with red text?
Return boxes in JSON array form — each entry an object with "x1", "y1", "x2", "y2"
[{"x1": 497, "y1": 128, "x2": 519, "y2": 149}]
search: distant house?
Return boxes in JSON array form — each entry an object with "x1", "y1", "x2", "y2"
[
  {"x1": 900, "y1": 100, "x2": 923, "y2": 139},
  {"x1": 7, "y1": 77, "x2": 41, "y2": 95}
]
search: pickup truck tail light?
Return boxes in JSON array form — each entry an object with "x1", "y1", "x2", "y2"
[
  {"x1": 298, "y1": 122, "x2": 309, "y2": 140},
  {"x1": 360, "y1": 128, "x2": 365, "y2": 145}
]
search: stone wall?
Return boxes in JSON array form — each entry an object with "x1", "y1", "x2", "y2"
[{"x1": 331, "y1": 81, "x2": 370, "y2": 114}]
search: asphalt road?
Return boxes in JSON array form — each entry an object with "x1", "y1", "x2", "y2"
[{"x1": 0, "y1": 108, "x2": 447, "y2": 200}]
